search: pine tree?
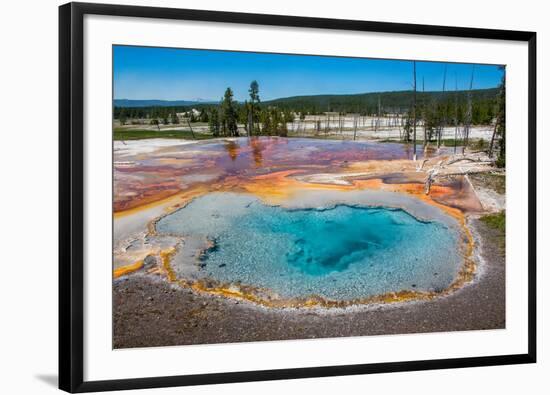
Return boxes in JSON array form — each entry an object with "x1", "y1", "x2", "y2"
[
  {"x1": 495, "y1": 71, "x2": 506, "y2": 167},
  {"x1": 119, "y1": 108, "x2": 127, "y2": 125},
  {"x1": 248, "y1": 80, "x2": 260, "y2": 135},
  {"x1": 171, "y1": 112, "x2": 179, "y2": 125},
  {"x1": 221, "y1": 88, "x2": 238, "y2": 137},
  {"x1": 209, "y1": 108, "x2": 220, "y2": 137}
]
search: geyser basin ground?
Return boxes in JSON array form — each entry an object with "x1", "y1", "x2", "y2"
[{"x1": 156, "y1": 192, "x2": 465, "y2": 302}]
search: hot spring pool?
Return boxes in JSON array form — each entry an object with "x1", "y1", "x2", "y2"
[{"x1": 156, "y1": 193, "x2": 464, "y2": 301}]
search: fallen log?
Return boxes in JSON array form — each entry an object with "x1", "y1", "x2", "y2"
[
  {"x1": 423, "y1": 165, "x2": 502, "y2": 194},
  {"x1": 444, "y1": 157, "x2": 494, "y2": 166}
]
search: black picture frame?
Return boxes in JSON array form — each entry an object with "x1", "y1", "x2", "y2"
[{"x1": 59, "y1": 2, "x2": 537, "y2": 392}]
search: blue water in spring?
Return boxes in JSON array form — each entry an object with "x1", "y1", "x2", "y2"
[{"x1": 156, "y1": 193, "x2": 463, "y2": 300}]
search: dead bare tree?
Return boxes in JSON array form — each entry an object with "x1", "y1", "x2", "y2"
[
  {"x1": 397, "y1": 111, "x2": 403, "y2": 140},
  {"x1": 423, "y1": 153, "x2": 496, "y2": 194},
  {"x1": 186, "y1": 117, "x2": 196, "y2": 139},
  {"x1": 247, "y1": 106, "x2": 253, "y2": 137},
  {"x1": 413, "y1": 61, "x2": 417, "y2": 161},
  {"x1": 488, "y1": 75, "x2": 504, "y2": 158},
  {"x1": 488, "y1": 116, "x2": 498, "y2": 157},
  {"x1": 463, "y1": 65, "x2": 475, "y2": 154},
  {"x1": 421, "y1": 76, "x2": 430, "y2": 153},
  {"x1": 454, "y1": 76, "x2": 459, "y2": 154},
  {"x1": 437, "y1": 64, "x2": 448, "y2": 150},
  {"x1": 375, "y1": 96, "x2": 381, "y2": 132}
]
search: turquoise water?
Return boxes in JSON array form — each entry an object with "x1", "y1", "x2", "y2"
[{"x1": 156, "y1": 193, "x2": 463, "y2": 300}]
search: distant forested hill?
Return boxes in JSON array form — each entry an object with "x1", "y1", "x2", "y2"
[
  {"x1": 114, "y1": 88, "x2": 499, "y2": 125},
  {"x1": 114, "y1": 99, "x2": 214, "y2": 107},
  {"x1": 114, "y1": 88, "x2": 497, "y2": 111},
  {"x1": 262, "y1": 88, "x2": 498, "y2": 114}
]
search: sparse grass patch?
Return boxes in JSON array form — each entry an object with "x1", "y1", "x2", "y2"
[
  {"x1": 435, "y1": 138, "x2": 486, "y2": 149},
  {"x1": 376, "y1": 138, "x2": 483, "y2": 148},
  {"x1": 480, "y1": 211, "x2": 505, "y2": 254},
  {"x1": 113, "y1": 129, "x2": 214, "y2": 140},
  {"x1": 480, "y1": 211, "x2": 505, "y2": 232},
  {"x1": 469, "y1": 173, "x2": 506, "y2": 195}
]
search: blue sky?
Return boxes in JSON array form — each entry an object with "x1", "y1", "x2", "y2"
[{"x1": 113, "y1": 45, "x2": 504, "y2": 102}]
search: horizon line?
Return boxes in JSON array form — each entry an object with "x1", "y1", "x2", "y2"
[{"x1": 114, "y1": 86, "x2": 499, "y2": 103}]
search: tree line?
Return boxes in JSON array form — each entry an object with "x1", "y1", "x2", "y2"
[
  {"x1": 265, "y1": 89, "x2": 498, "y2": 125},
  {"x1": 207, "y1": 81, "x2": 294, "y2": 137},
  {"x1": 114, "y1": 87, "x2": 500, "y2": 128},
  {"x1": 114, "y1": 81, "x2": 295, "y2": 137},
  {"x1": 399, "y1": 63, "x2": 505, "y2": 167},
  {"x1": 113, "y1": 72, "x2": 505, "y2": 167}
]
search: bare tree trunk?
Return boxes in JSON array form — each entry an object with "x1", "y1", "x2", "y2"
[
  {"x1": 488, "y1": 118, "x2": 498, "y2": 158},
  {"x1": 454, "y1": 76, "x2": 458, "y2": 154},
  {"x1": 463, "y1": 65, "x2": 475, "y2": 154},
  {"x1": 437, "y1": 65, "x2": 448, "y2": 150},
  {"x1": 398, "y1": 113, "x2": 403, "y2": 140},
  {"x1": 186, "y1": 118, "x2": 196, "y2": 139},
  {"x1": 378, "y1": 97, "x2": 381, "y2": 131},
  {"x1": 425, "y1": 172, "x2": 435, "y2": 194},
  {"x1": 422, "y1": 76, "x2": 428, "y2": 153},
  {"x1": 247, "y1": 110, "x2": 253, "y2": 137},
  {"x1": 413, "y1": 61, "x2": 417, "y2": 161}
]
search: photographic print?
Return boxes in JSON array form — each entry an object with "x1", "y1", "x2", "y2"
[{"x1": 112, "y1": 45, "x2": 506, "y2": 349}]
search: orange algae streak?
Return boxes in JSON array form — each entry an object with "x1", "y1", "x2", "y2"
[
  {"x1": 242, "y1": 170, "x2": 368, "y2": 203},
  {"x1": 345, "y1": 159, "x2": 415, "y2": 174},
  {"x1": 170, "y1": 278, "x2": 441, "y2": 309},
  {"x1": 114, "y1": 188, "x2": 181, "y2": 213},
  {"x1": 114, "y1": 185, "x2": 211, "y2": 219},
  {"x1": 114, "y1": 260, "x2": 143, "y2": 278},
  {"x1": 241, "y1": 169, "x2": 461, "y2": 219},
  {"x1": 160, "y1": 247, "x2": 178, "y2": 282},
  {"x1": 241, "y1": 170, "x2": 306, "y2": 201},
  {"x1": 113, "y1": 246, "x2": 179, "y2": 279},
  {"x1": 114, "y1": 193, "x2": 181, "y2": 219},
  {"x1": 339, "y1": 176, "x2": 465, "y2": 222}
]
